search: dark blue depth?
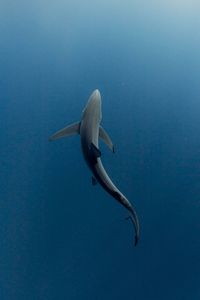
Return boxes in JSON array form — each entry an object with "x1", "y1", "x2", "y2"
[{"x1": 0, "y1": 1, "x2": 199, "y2": 299}]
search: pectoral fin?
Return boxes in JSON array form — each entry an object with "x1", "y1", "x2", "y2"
[
  {"x1": 49, "y1": 122, "x2": 80, "y2": 141},
  {"x1": 99, "y1": 126, "x2": 114, "y2": 152}
]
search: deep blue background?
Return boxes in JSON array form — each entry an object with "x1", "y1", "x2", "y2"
[{"x1": 0, "y1": 1, "x2": 200, "y2": 299}]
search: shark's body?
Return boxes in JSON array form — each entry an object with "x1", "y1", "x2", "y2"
[{"x1": 49, "y1": 89, "x2": 140, "y2": 245}]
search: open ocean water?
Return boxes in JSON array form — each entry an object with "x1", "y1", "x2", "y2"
[{"x1": 0, "y1": 1, "x2": 200, "y2": 299}]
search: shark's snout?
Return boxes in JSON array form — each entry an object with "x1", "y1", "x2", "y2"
[
  {"x1": 90, "y1": 89, "x2": 101, "y2": 104},
  {"x1": 86, "y1": 89, "x2": 101, "y2": 108},
  {"x1": 93, "y1": 89, "x2": 100, "y2": 98}
]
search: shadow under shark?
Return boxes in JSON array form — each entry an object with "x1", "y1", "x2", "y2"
[{"x1": 49, "y1": 89, "x2": 140, "y2": 246}]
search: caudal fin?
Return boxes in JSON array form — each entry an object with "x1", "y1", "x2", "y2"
[{"x1": 126, "y1": 208, "x2": 140, "y2": 246}]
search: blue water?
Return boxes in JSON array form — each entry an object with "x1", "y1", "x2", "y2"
[{"x1": 0, "y1": 1, "x2": 200, "y2": 299}]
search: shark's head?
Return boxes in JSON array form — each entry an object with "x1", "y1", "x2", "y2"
[{"x1": 82, "y1": 89, "x2": 102, "y2": 122}]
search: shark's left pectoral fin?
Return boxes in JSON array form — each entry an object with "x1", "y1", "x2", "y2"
[
  {"x1": 49, "y1": 122, "x2": 80, "y2": 141},
  {"x1": 99, "y1": 126, "x2": 114, "y2": 152}
]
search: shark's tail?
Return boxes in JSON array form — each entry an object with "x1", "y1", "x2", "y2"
[
  {"x1": 126, "y1": 207, "x2": 140, "y2": 246},
  {"x1": 112, "y1": 190, "x2": 140, "y2": 246}
]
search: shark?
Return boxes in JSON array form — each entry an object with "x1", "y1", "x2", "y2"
[{"x1": 49, "y1": 89, "x2": 140, "y2": 245}]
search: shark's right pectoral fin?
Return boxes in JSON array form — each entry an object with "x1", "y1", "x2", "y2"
[
  {"x1": 49, "y1": 122, "x2": 80, "y2": 141},
  {"x1": 99, "y1": 126, "x2": 114, "y2": 152}
]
